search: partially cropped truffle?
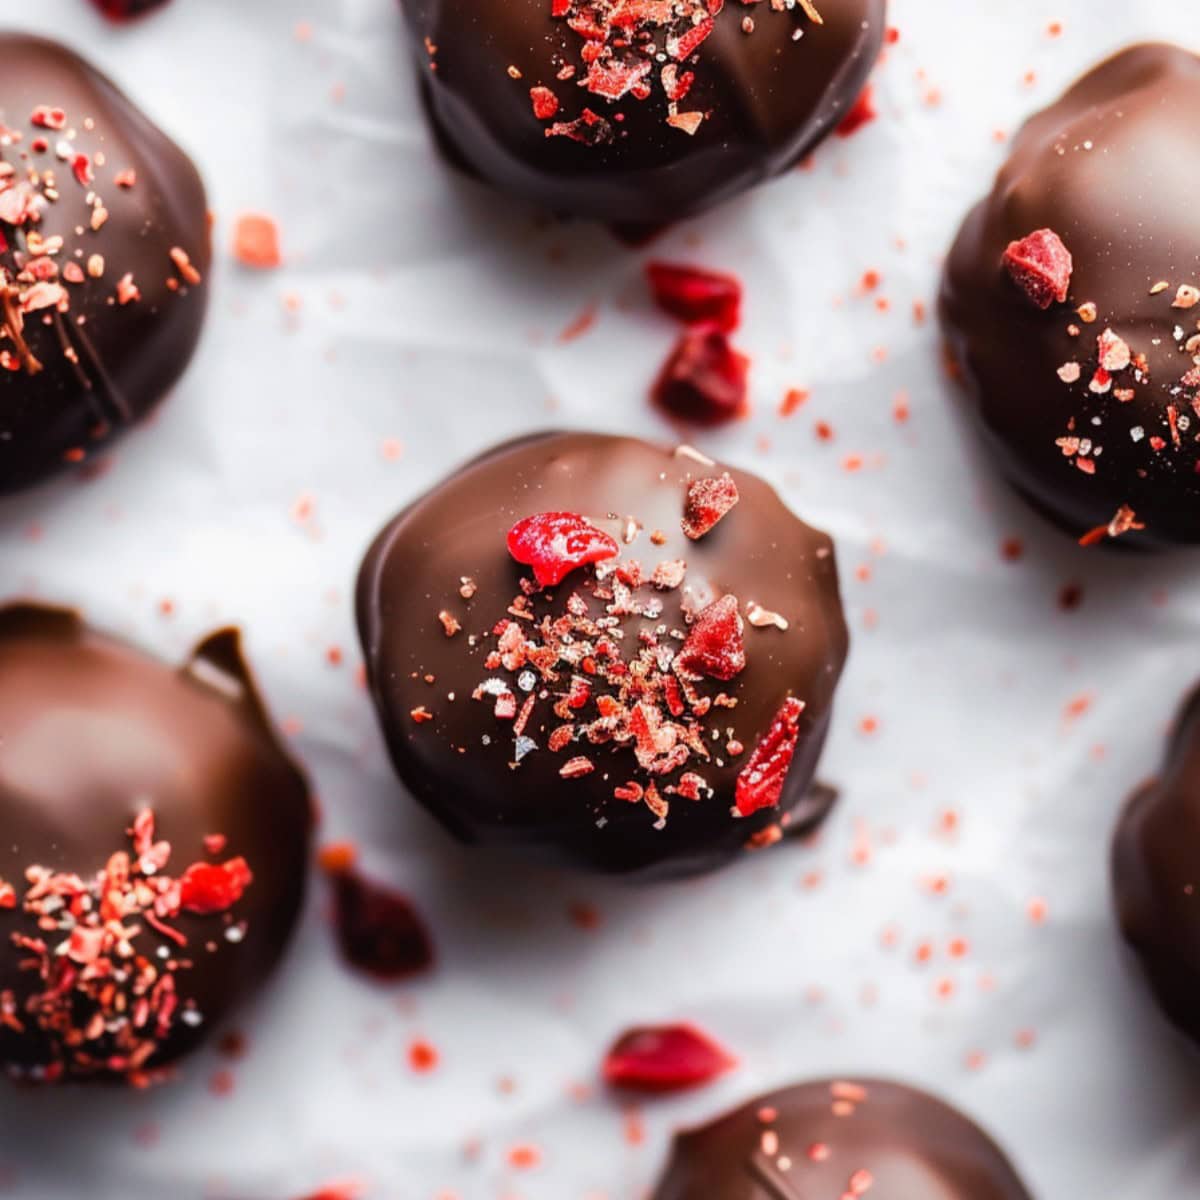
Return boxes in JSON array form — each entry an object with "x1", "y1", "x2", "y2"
[
  {"x1": 356, "y1": 432, "x2": 848, "y2": 879},
  {"x1": 400, "y1": 0, "x2": 885, "y2": 226},
  {"x1": 0, "y1": 35, "x2": 210, "y2": 495},
  {"x1": 652, "y1": 1078, "x2": 1034, "y2": 1200},
  {"x1": 941, "y1": 44, "x2": 1200, "y2": 548},
  {"x1": 0, "y1": 604, "x2": 311, "y2": 1085},
  {"x1": 1113, "y1": 685, "x2": 1200, "y2": 1047}
]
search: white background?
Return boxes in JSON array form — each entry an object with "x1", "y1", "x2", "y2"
[{"x1": 1, "y1": 1, "x2": 1198, "y2": 1196}]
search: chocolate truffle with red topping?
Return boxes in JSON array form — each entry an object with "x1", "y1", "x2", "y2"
[
  {"x1": 0, "y1": 35, "x2": 209, "y2": 496},
  {"x1": 356, "y1": 432, "x2": 848, "y2": 879},
  {"x1": 941, "y1": 44, "x2": 1200, "y2": 548},
  {"x1": 0, "y1": 604, "x2": 311, "y2": 1085},
  {"x1": 1114, "y1": 685, "x2": 1200, "y2": 1048},
  {"x1": 652, "y1": 1078, "x2": 1033, "y2": 1200},
  {"x1": 401, "y1": 0, "x2": 886, "y2": 225}
]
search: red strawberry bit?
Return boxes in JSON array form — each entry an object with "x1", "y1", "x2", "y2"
[
  {"x1": 603, "y1": 1023, "x2": 736, "y2": 1092},
  {"x1": 88, "y1": 0, "x2": 171, "y2": 19},
  {"x1": 178, "y1": 857, "x2": 253, "y2": 915},
  {"x1": 507, "y1": 512, "x2": 620, "y2": 588},
  {"x1": 0, "y1": 879, "x2": 15, "y2": 909},
  {"x1": 1003, "y1": 229, "x2": 1073, "y2": 309},
  {"x1": 1078, "y1": 504, "x2": 1145, "y2": 547},
  {"x1": 30, "y1": 106, "x2": 66, "y2": 130},
  {"x1": 530, "y1": 86, "x2": 560, "y2": 120},
  {"x1": 676, "y1": 594, "x2": 745, "y2": 682},
  {"x1": 682, "y1": 472, "x2": 740, "y2": 540},
  {"x1": 331, "y1": 867, "x2": 434, "y2": 982},
  {"x1": 652, "y1": 326, "x2": 750, "y2": 425},
  {"x1": 735, "y1": 697, "x2": 806, "y2": 816},
  {"x1": 646, "y1": 262, "x2": 742, "y2": 332},
  {"x1": 836, "y1": 84, "x2": 877, "y2": 138},
  {"x1": 71, "y1": 154, "x2": 94, "y2": 187}
]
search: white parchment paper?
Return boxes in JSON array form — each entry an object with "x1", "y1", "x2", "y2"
[{"x1": 1, "y1": 1, "x2": 1199, "y2": 1196}]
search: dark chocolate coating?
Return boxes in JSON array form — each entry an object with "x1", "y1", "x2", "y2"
[
  {"x1": 1114, "y1": 685, "x2": 1200, "y2": 1047},
  {"x1": 0, "y1": 35, "x2": 210, "y2": 495},
  {"x1": 941, "y1": 44, "x2": 1200, "y2": 548},
  {"x1": 0, "y1": 604, "x2": 311, "y2": 1083},
  {"x1": 400, "y1": 0, "x2": 886, "y2": 225},
  {"x1": 356, "y1": 432, "x2": 848, "y2": 879},
  {"x1": 652, "y1": 1078, "x2": 1034, "y2": 1200}
]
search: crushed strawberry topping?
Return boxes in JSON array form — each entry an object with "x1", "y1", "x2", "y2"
[
  {"x1": 1003, "y1": 229, "x2": 1073, "y2": 309},
  {"x1": 426, "y1": 475, "x2": 804, "y2": 834},
  {"x1": 0, "y1": 94, "x2": 202, "y2": 395},
  {"x1": 735, "y1": 696, "x2": 806, "y2": 816},
  {"x1": 0, "y1": 809, "x2": 250, "y2": 1085},
  {"x1": 652, "y1": 326, "x2": 750, "y2": 425},
  {"x1": 682, "y1": 472, "x2": 740, "y2": 539},
  {"x1": 507, "y1": 512, "x2": 620, "y2": 588},
  {"x1": 530, "y1": 0, "x2": 824, "y2": 144},
  {"x1": 646, "y1": 261, "x2": 742, "y2": 332},
  {"x1": 603, "y1": 1023, "x2": 736, "y2": 1091}
]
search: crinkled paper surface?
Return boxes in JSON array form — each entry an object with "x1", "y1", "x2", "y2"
[{"x1": 1, "y1": 1, "x2": 1199, "y2": 1197}]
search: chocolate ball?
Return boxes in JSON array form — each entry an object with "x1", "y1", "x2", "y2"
[
  {"x1": 0, "y1": 35, "x2": 210, "y2": 496},
  {"x1": 356, "y1": 432, "x2": 848, "y2": 879},
  {"x1": 0, "y1": 604, "x2": 312, "y2": 1085},
  {"x1": 400, "y1": 0, "x2": 886, "y2": 225},
  {"x1": 941, "y1": 44, "x2": 1200, "y2": 549},
  {"x1": 652, "y1": 1078, "x2": 1033, "y2": 1199},
  {"x1": 1114, "y1": 685, "x2": 1200, "y2": 1047}
]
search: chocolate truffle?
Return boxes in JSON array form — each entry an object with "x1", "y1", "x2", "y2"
[
  {"x1": 941, "y1": 44, "x2": 1200, "y2": 549},
  {"x1": 356, "y1": 432, "x2": 848, "y2": 879},
  {"x1": 400, "y1": 0, "x2": 886, "y2": 226},
  {"x1": 0, "y1": 604, "x2": 311, "y2": 1085},
  {"x1": 652, "y1": 1078, "x2": 1034, "y2": 1199},
  {"x1": 0, "y1": 35, "x2": 210, "y2": 496},
  {"x1": 1114, "y1": 685, "x2": 1200, "y2": 1047}
]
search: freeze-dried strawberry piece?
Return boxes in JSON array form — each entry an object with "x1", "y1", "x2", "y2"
[
  {"x1": 178, "y1": 857, "x2": 253, "y2": 915},
  {"x1": 652, "y1": 326, "x2": 750, "y2": 425},
  {"x1": 676, "y1": 594, "x2": 745, "y2": 681},
  {"x1": 89, "y1": 0, "x2": 170, "y2": 18},
  {"x1": 646, "y1": 261, "x2": 742, "y2": 332},
  {"x1": 530, "y1": 86, "x2": 560, "y2": 120},
  {"x1": 1003, "y1": 229, "x2": 1073, "y2": 309},
  {"x1": 682, "y1": 472, "x2": 739, "y2": 540},
  {"x1": 603, "y1": 1023, "x2": 736, "y2": 1092},
  {"x1": 836, "y1": 84, "x2": 877, "y2": 138},
  {"x1": 507, "y1": 512, "x2": 620, "y2": 588},
  {"x1": 331, "y1": 867, "x2": 434, "y2": 981},
  {"x1": 735, "y1": 697, "x2": 806, "y2": 816}
]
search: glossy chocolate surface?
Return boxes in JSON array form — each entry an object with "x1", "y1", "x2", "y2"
[
  {"x1": 0, "y1": 35, "x2": 210, "y2": 495},
  {"x1": 1114, "y1": 685, "x2": 1200, "y2": 1047},
  {"x1": 653, "y1": 1078, "x2": 1034, "y2": 1200},
  {"x1": 0, "y1": 604, "x2": 311, "y2": 1084},
  {"x1": 941, "y1": 44, "x2": 1200, "y2": 548},
  {"x1": 400, "y1": 0, "x2": 885, "y2": 225},
  {"x1": 357, "y1": 432, "x2": 848, "y2": 879}
]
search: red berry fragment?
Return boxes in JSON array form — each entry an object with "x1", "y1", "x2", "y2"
[
  {"x1": 332, "y1": 867, "x2": 434, "y2": 982},
  {"x1": 735, "y1": 697, "x2": 806, "y2": 816},
  {"x1": 177, "y1": 857, "x2": 253, "y2": 915},
  {"x1": 652, "y1": 326, "x2": 750, "y2": 425},
  {"x1": 676, "y1": 594, "x2": 745, "y2": 682},
  {"x1": 682, "y1": 472, "x2": 740, "y2": 540},
  {"x1": 646, "y1": 261, "x2": 742, "y2": 332},
  {"x1": 89, "y1": 0, "x2": 171, "y2": 19},
  {"x1": 836, "y1": 85, "x2": 877, "y2": 138},
  {"x1": 603, "y1": 1023, "x2": 736, "y2": 1092},
  {"x1": 1003, "y1": 229, "x2": 1073, "y2": 309},
  {"x1": 507, "y1": 512, "x2": 620, "y2": 588}
]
